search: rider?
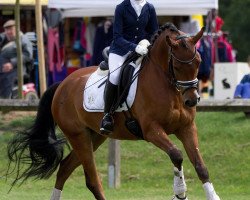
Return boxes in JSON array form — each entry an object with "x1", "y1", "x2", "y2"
[{"x1": 100, "y1": 0, "x2": 158, "y2": 134}]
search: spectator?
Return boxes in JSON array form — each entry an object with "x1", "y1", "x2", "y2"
[
  {"x1": 0, "y1": 19, "x2": 33, "y2": 99},
  {"x1": 234, "y1": 56, "x2": 250, "y2": 99},
  {"x1": 206, "y1": 9, "x2": 224, "y2": 34}
]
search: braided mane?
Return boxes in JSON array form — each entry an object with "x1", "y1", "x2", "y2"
[{"x1": 151, "y1": 22, "x2": 179, "y2": 45}]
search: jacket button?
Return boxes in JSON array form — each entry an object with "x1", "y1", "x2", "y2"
[
  {"x1": 135, "y1": 36, "x2": 137, "y2": 39},
  {"x1": 136, "y1": 28, "x2": 139, "y2": 30}
]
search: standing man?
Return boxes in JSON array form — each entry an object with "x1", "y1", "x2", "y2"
[{"x1": 0, "y1": 20, "x2": 33, "y2": 99}]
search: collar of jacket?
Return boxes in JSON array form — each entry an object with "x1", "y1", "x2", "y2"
[{"x1": 124, "y1": 0, "x2": 149, "y2": 18}]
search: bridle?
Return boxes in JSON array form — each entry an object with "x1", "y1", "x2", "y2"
[{"x1": 168, "y1": 35, "x2": 199, "y2": 94}]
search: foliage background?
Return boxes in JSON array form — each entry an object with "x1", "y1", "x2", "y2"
[{"x1": 219, "y1": 0, "x2": 250, "y2": 61}]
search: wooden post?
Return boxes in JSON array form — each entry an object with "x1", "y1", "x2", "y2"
[
  {"x1": 35, "y1": 0, "x2": 47, "y2": 95},
  {"x1": 15, "y1": 0, "x2": 23, "y2": 99},
  {"x1": 108, "y1": 139, "x2": 120, "y2": 188}
]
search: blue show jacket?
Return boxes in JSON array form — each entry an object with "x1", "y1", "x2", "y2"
[{"x1": 109, "y1": 0, "x2": 158, "y2": 56}]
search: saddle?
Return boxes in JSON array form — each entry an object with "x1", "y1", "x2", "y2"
[
  {"x1": 99, "y1": 47, "x2": 144, "y2": 139},
  {"x1": 99, "y1": 47, "x2": 140, "y2": 108},
  {"x1": 99, "y1": 47, "x2": 110, "y2": 71}
]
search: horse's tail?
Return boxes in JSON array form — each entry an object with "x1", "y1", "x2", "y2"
[{"x1": 7, "y1": 82, "x2": 65, "y2": 187}]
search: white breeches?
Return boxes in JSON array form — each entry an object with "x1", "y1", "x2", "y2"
[{"x1": 108, "y1": 53, "x2": 129, "y2": 85}]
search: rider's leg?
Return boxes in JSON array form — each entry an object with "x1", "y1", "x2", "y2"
[
  {"x1": 100, "y1": 53, "x2": 126, "y2": 134},
  {"x1": 100, "y1": 81, "x2": 118, "y2": 134}
]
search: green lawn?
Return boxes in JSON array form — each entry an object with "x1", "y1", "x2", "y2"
[{"x1": 0, "y1": 112, "x2": 250, "y2": 199}]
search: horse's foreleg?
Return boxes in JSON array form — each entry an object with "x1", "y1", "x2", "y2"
[
  {"x1": 144, "y1": 122, "x2": 183, "y2": 169},
  {"x1": 143, "y1": 122, "x2": 187, "y2": 199},
  {"x1": 176, "y1": 124, "x2": 220, "y2": 200},
  {"x1": 172, "y1": 166, "x2": 188, "y2": 200}
]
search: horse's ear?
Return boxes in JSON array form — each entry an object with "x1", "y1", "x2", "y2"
[
  {"x1": 166, "y1": 36, "x2": 178, "y2": 48},
  {"x1": 191, "y1": 27, "x2": 205, "y2": 45}
]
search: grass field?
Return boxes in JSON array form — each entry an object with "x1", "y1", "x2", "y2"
[{"x1": 0, "y1": 111, "x2": 250, "y2": 200}]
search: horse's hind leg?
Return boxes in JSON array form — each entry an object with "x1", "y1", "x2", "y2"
[
  {"x1": 51, "y1": 131, "x2": 107, "y2": 200},
  {"x1": 63, "y1": 128, "x2": 106, "y2": 200},
  {"x1": 53, "y1": 135, "x2": 107, "y2": 189},
  {"x1": 50, "y1": 151, "x2": 80, "y2": 200},
  {"x1": 176, "y1": 124, "x2": 220, "y2": 200}
]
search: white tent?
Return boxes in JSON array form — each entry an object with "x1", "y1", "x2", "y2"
[{"x1": 48, "y1": 0, "x2": 218, "y2": 18}]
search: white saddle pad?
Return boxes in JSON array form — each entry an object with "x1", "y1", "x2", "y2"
[{"x1": 83, "y1": 67, "x2": 140, "y2": 112}]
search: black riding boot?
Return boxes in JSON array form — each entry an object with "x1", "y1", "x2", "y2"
[{"x1": 100, "y1": 81, "x2": 118, "y2": 135}]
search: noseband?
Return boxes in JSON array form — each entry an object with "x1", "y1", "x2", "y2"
[{"x1": 169, "y1": 35, "x2": 198, "y2": 94}]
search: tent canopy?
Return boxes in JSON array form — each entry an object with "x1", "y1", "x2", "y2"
[
  {"x1": 1, "y1": 0, "x2": 48, "y2": 6},
  {"x1": 48, "y1": 0, "x2": 218, "y2": 18}
]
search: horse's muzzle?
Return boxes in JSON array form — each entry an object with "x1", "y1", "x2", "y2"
[
  {"x1": 185, "y1": 97, "x2": 200, "y2": 107},
  {"x1": 184, "y1": 91, "x2": 200, "y2": 107}
]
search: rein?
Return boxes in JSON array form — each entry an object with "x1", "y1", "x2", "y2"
[{"x1": 168, "y1": 36, "x2": 198, "y2": 94}]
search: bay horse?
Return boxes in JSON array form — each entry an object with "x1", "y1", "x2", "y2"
[{"x1": 7, "y1": 23, "x2": 220, "y2": 200}]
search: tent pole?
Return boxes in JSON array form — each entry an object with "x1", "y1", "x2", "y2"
[
  {"x1": 35, "y1": 0, "x2": 47, "y2": 96},
  {"x1": 15, "y1": 0, "x2": 23, "y2": 99}
]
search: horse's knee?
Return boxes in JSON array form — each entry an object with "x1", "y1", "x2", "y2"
[
  {"x1": 195, "y1": 162, "x2": 209, "y2": 182},
  {"x1": 168, "y1": 148, "x2": 183, "y2": 168}
]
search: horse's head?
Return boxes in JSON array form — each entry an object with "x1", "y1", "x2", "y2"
[{"x1": 163, "y1": 24, "x2": 204, "y2": 107}]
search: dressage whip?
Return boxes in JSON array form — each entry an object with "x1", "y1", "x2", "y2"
[{"x1": 83, "y1": 52, "x2": 140, "y2": 91}]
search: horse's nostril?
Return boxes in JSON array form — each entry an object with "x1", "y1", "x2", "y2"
[{"x1": 185, "y1": 99, "x2": 198, "y2": 107}]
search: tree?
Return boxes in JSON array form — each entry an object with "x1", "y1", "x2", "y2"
[{"x1": 219, "y1": 0, "x2": 250, "y2": 61}]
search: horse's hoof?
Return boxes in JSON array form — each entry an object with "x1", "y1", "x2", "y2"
[
  {"x1": 210, "y1": 194, "x2": 220, "y2": 200},
  {"x1": 206, "y1": 194, "x2": 220, "y2": 200},
  {"x1": 172, "y1": 195, "x2": 188, "y2": 200}
]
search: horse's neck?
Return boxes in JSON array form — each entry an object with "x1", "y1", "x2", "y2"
[
  {"x1": 138, "y1": 38, "x2": 182, "y2": 106},
  {"x1": 140, "y1": 46, "x2": 177, "y2": 99},
  {"x1": 150, "y1": 38, "x2": 170, "y2": 72},
  {"x1": 145, "y1": 36, "x2": 172, "y2": 83},
  {"x1": 137, "y1": 60, "x2": 183, "y2": 124},
  {"x1": 138, "y1": 58, "x2": 188, "y2": 123}
]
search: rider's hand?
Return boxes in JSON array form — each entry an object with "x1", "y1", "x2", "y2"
[
  {"x1": 2, "y1": 62, "x2": 13, "y2": 72},
  {"x1": 135, "y1": 39, "x2": 150, "y2": 56}
]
